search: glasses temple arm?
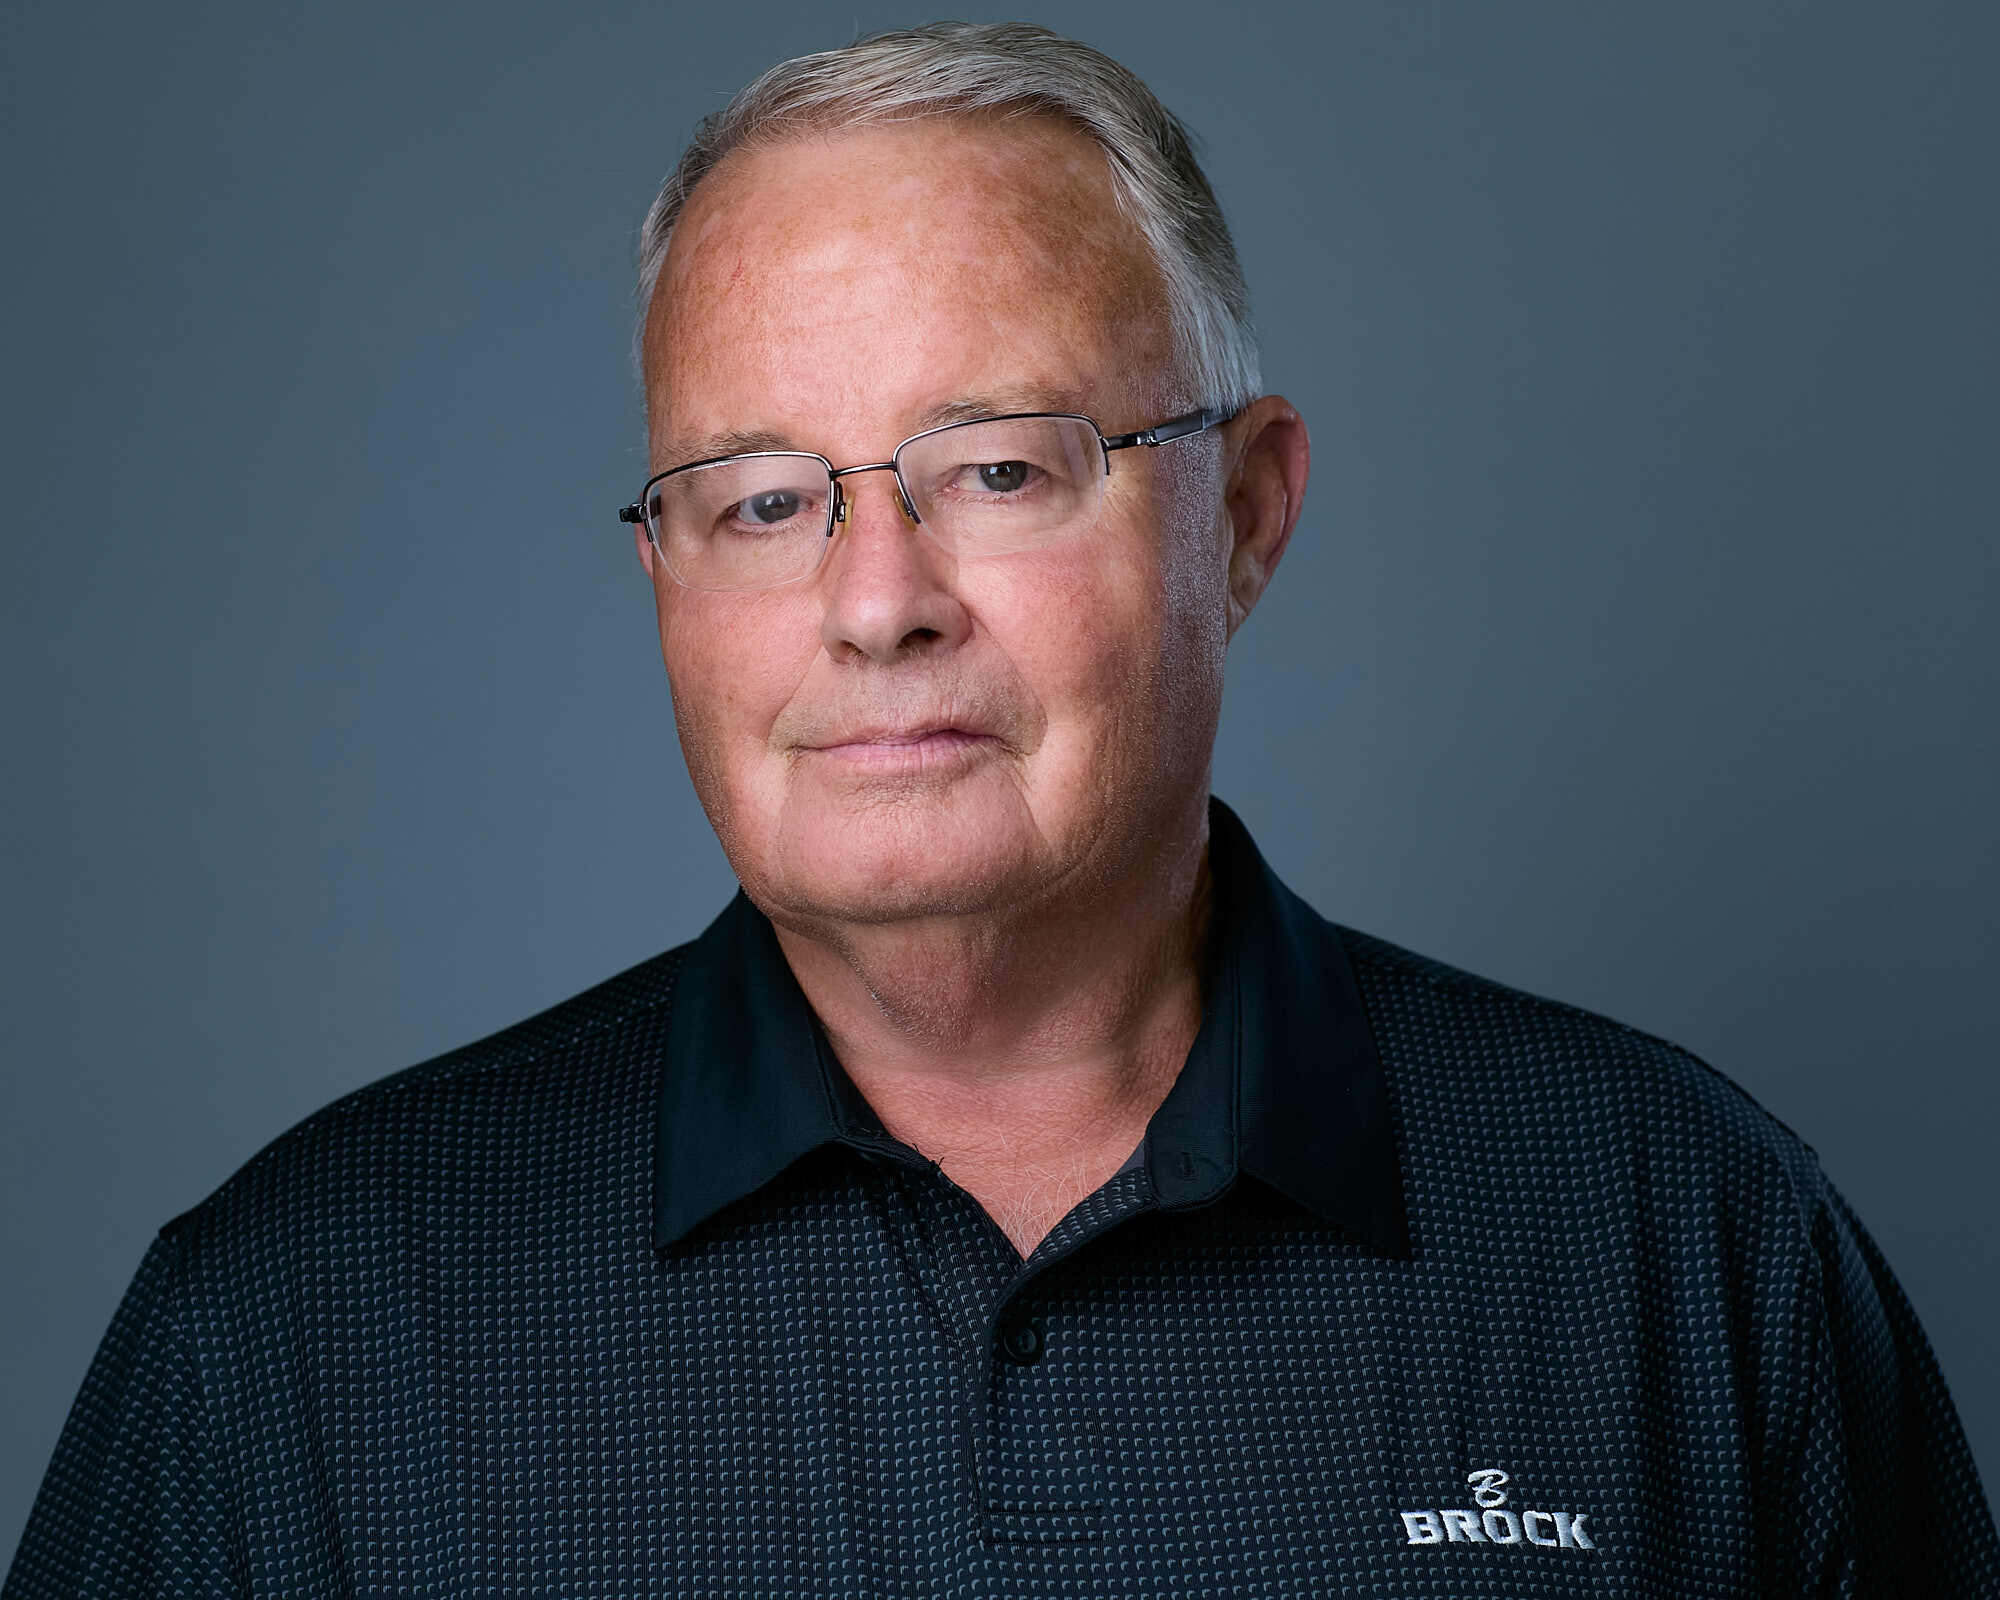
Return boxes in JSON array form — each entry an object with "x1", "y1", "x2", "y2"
[{"x1": 1101, "y1": 406, "x2": 1237, "y2": 452}]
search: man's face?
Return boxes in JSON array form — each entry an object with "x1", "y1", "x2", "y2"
[{"x1": 640, "y1": 116, "x2": 1235, "y2": 934}]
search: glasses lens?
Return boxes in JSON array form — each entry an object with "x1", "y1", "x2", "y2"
[
  {"x1": 896, "y1": 416, "x2": 1105, "y2": 554},
  {"x1": 647, "y1": 455, "x2": 834, "y2": 590}
]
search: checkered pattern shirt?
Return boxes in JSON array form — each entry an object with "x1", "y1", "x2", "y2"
[{"x1": 7, "y1": 800, "x2": 1995, "y2": 1597}]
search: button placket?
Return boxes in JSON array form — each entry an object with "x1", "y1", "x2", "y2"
[
  {"x1": 976, "y1": 1170, "x2": 1159, "y2": 1552},
  {"x1": 981, "y1": 1299, "x2": 1105, "y2": 1550}
]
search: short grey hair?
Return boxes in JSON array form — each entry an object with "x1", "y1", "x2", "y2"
[{"x1": 635, "y1": 21, "x2": 1260, "y2": 410}]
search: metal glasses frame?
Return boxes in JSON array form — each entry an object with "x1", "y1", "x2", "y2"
[{"x1": 617, "y1": 406, "x2": 1237, "y2": 579}]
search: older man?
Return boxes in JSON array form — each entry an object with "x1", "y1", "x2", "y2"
[{"x1": 7, "y1": 21, "x2": 1995, "y2": 1600}]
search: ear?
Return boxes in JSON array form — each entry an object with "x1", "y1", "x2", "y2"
[
  {"x1": 634, "y1": 522, "x2": 657, "y2": 577},
  {"x1": 1220, "y1": 396, "x2": 1310, "y2": 638}
]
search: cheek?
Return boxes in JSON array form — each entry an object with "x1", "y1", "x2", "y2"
[
  {"x1": 659, "y1": 594, "x2": 811, "y2": 781},
  {"x1": 1083, "y1": 505, "x2": 1230, "y2": 761},
  {"x1": 1158, "y1": 454, "x2": 1231, "y2": 639},
  {"x1": 1098, "y1": 482, "x2": 1230, "y2": 681},
  {"x1": 978, "y1": 527, "x2": 1194, "y2": 735}
]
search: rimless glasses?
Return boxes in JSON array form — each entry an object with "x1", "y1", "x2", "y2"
[{"x1": 618, "y1": 407, "x2": 1236, "y2": 592}]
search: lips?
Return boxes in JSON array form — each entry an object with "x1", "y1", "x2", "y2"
[
  {"x1": 806, "y1": 722, "x2": 990, "y2": 750},
  {"x1": 772, "y1": 685, "x2": 1029, "y2": 766},
  {"x1": 805, "y1": 727, "x2": 1001, "y2": 766}
]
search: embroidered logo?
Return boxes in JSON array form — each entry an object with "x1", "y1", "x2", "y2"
[{"x1": 1398, "y1": 1468, "x2": 1597, "y2": 1550}]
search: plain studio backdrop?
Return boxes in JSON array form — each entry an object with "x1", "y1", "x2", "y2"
[{"x1": 3, "y1": 0, "x2": 1995, "y2": 1565}]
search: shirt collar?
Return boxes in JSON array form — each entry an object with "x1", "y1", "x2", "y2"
[{"x1": 653, "y1": 798, "x2": 1409, "y2": 1258}]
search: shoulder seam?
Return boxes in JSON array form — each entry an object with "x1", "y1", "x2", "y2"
[
  {"x1": 1333, "y1": 921, "x2": 1823, "y2": 1165},
  {"x1": 336, "y1": 945, "x2": 689, "y2": 1104},
  {"x1": 161, "y1": 944, "x2": 691, "y2": 1233}
]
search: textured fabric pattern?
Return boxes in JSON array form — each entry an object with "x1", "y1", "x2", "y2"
[{"x1": 7, "y1": 804, "x2": 1996, "y2": 1598}]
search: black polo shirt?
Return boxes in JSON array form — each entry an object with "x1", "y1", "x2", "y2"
[{"x1": 7, "y1": 801, "x2": 1995, "y2": 1597}]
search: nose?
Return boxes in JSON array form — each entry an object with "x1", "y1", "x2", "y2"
[{"x1": 818, "y1": 470, "x2": 971, "y2": 663}]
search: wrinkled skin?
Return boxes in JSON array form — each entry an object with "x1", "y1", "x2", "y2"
[{"x1": 637, "y1": 116, "x2": 1303, "y2": 961}]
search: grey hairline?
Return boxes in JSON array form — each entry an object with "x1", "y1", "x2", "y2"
[{"x1": 629, "y1": 24, "x2": 1262, "y2": 422}]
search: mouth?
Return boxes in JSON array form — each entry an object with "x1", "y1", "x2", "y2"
[{"x1": 800, "y1": 724, "x2": 1004, "y2": 772}]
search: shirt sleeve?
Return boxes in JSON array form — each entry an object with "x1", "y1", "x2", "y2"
[
  {"x1": 2, "y1": 1226, "x2": 245, "y2": 1599},
  {"x1": 1772, "y1": 1168, "x2": 2000, "y2": 1596}
]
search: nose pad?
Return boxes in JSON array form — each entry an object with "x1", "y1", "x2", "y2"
[{"x1": 833, "y1": 474, "x2": 923, "y2": 529}]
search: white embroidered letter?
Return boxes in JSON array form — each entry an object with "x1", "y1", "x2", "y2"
[
  {"x1": 1553, "y1": 1511, "x2": 1596, "y2": 1550},
  {"x1": 1523, "y1": 1510, "x2": 1560, "y2": 1546},
  {"x1": 1440, "y1": 1509, "x2": 1485, "y2": 1542},
  {"x1": 1481, "y1": 1509, "x2": 1523, "y2": 1544},
  {"x1": 1400, "y1": 1511, "x2": 1443, "y2": 1545}
]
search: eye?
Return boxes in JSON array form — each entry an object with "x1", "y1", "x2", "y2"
[
  {"x1": 972, "y1": 460, "x2": 1035, "y2": 494},
  {"x1": 734, "y1": 489, "x2": 803, "y2": 526}
]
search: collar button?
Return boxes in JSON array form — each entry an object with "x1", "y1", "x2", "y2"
[{"x1": 999, "y1": 1314, "x2": 1046, "y2": 1365}]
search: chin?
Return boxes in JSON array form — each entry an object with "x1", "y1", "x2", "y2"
[{"x1": 754, "y1": 782, "x2": 1052, "y2": 929}]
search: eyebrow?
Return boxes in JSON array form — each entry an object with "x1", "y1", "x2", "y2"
[
  {"x1": 912, "y1": 388, "x2": 1093, "y2": 431},
  {"x1": 658, "y1": 389, "x2": 1099, "y2": 471},
  {"x1": 659, "y1": 427, "x2": 798, "y2": 467}
]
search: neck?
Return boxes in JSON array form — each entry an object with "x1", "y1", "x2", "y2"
[{"x1": 769, "y1": 795, "x2": 1215, "y2": 1178}]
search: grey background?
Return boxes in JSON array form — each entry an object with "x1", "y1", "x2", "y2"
[{"x1": 4, "y1": 0, "x2": 1995, "y2": 1565}]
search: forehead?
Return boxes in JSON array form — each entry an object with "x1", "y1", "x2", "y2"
[{"x1": 642, "y1": 115, "x2": 1174, "y2": 456}]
